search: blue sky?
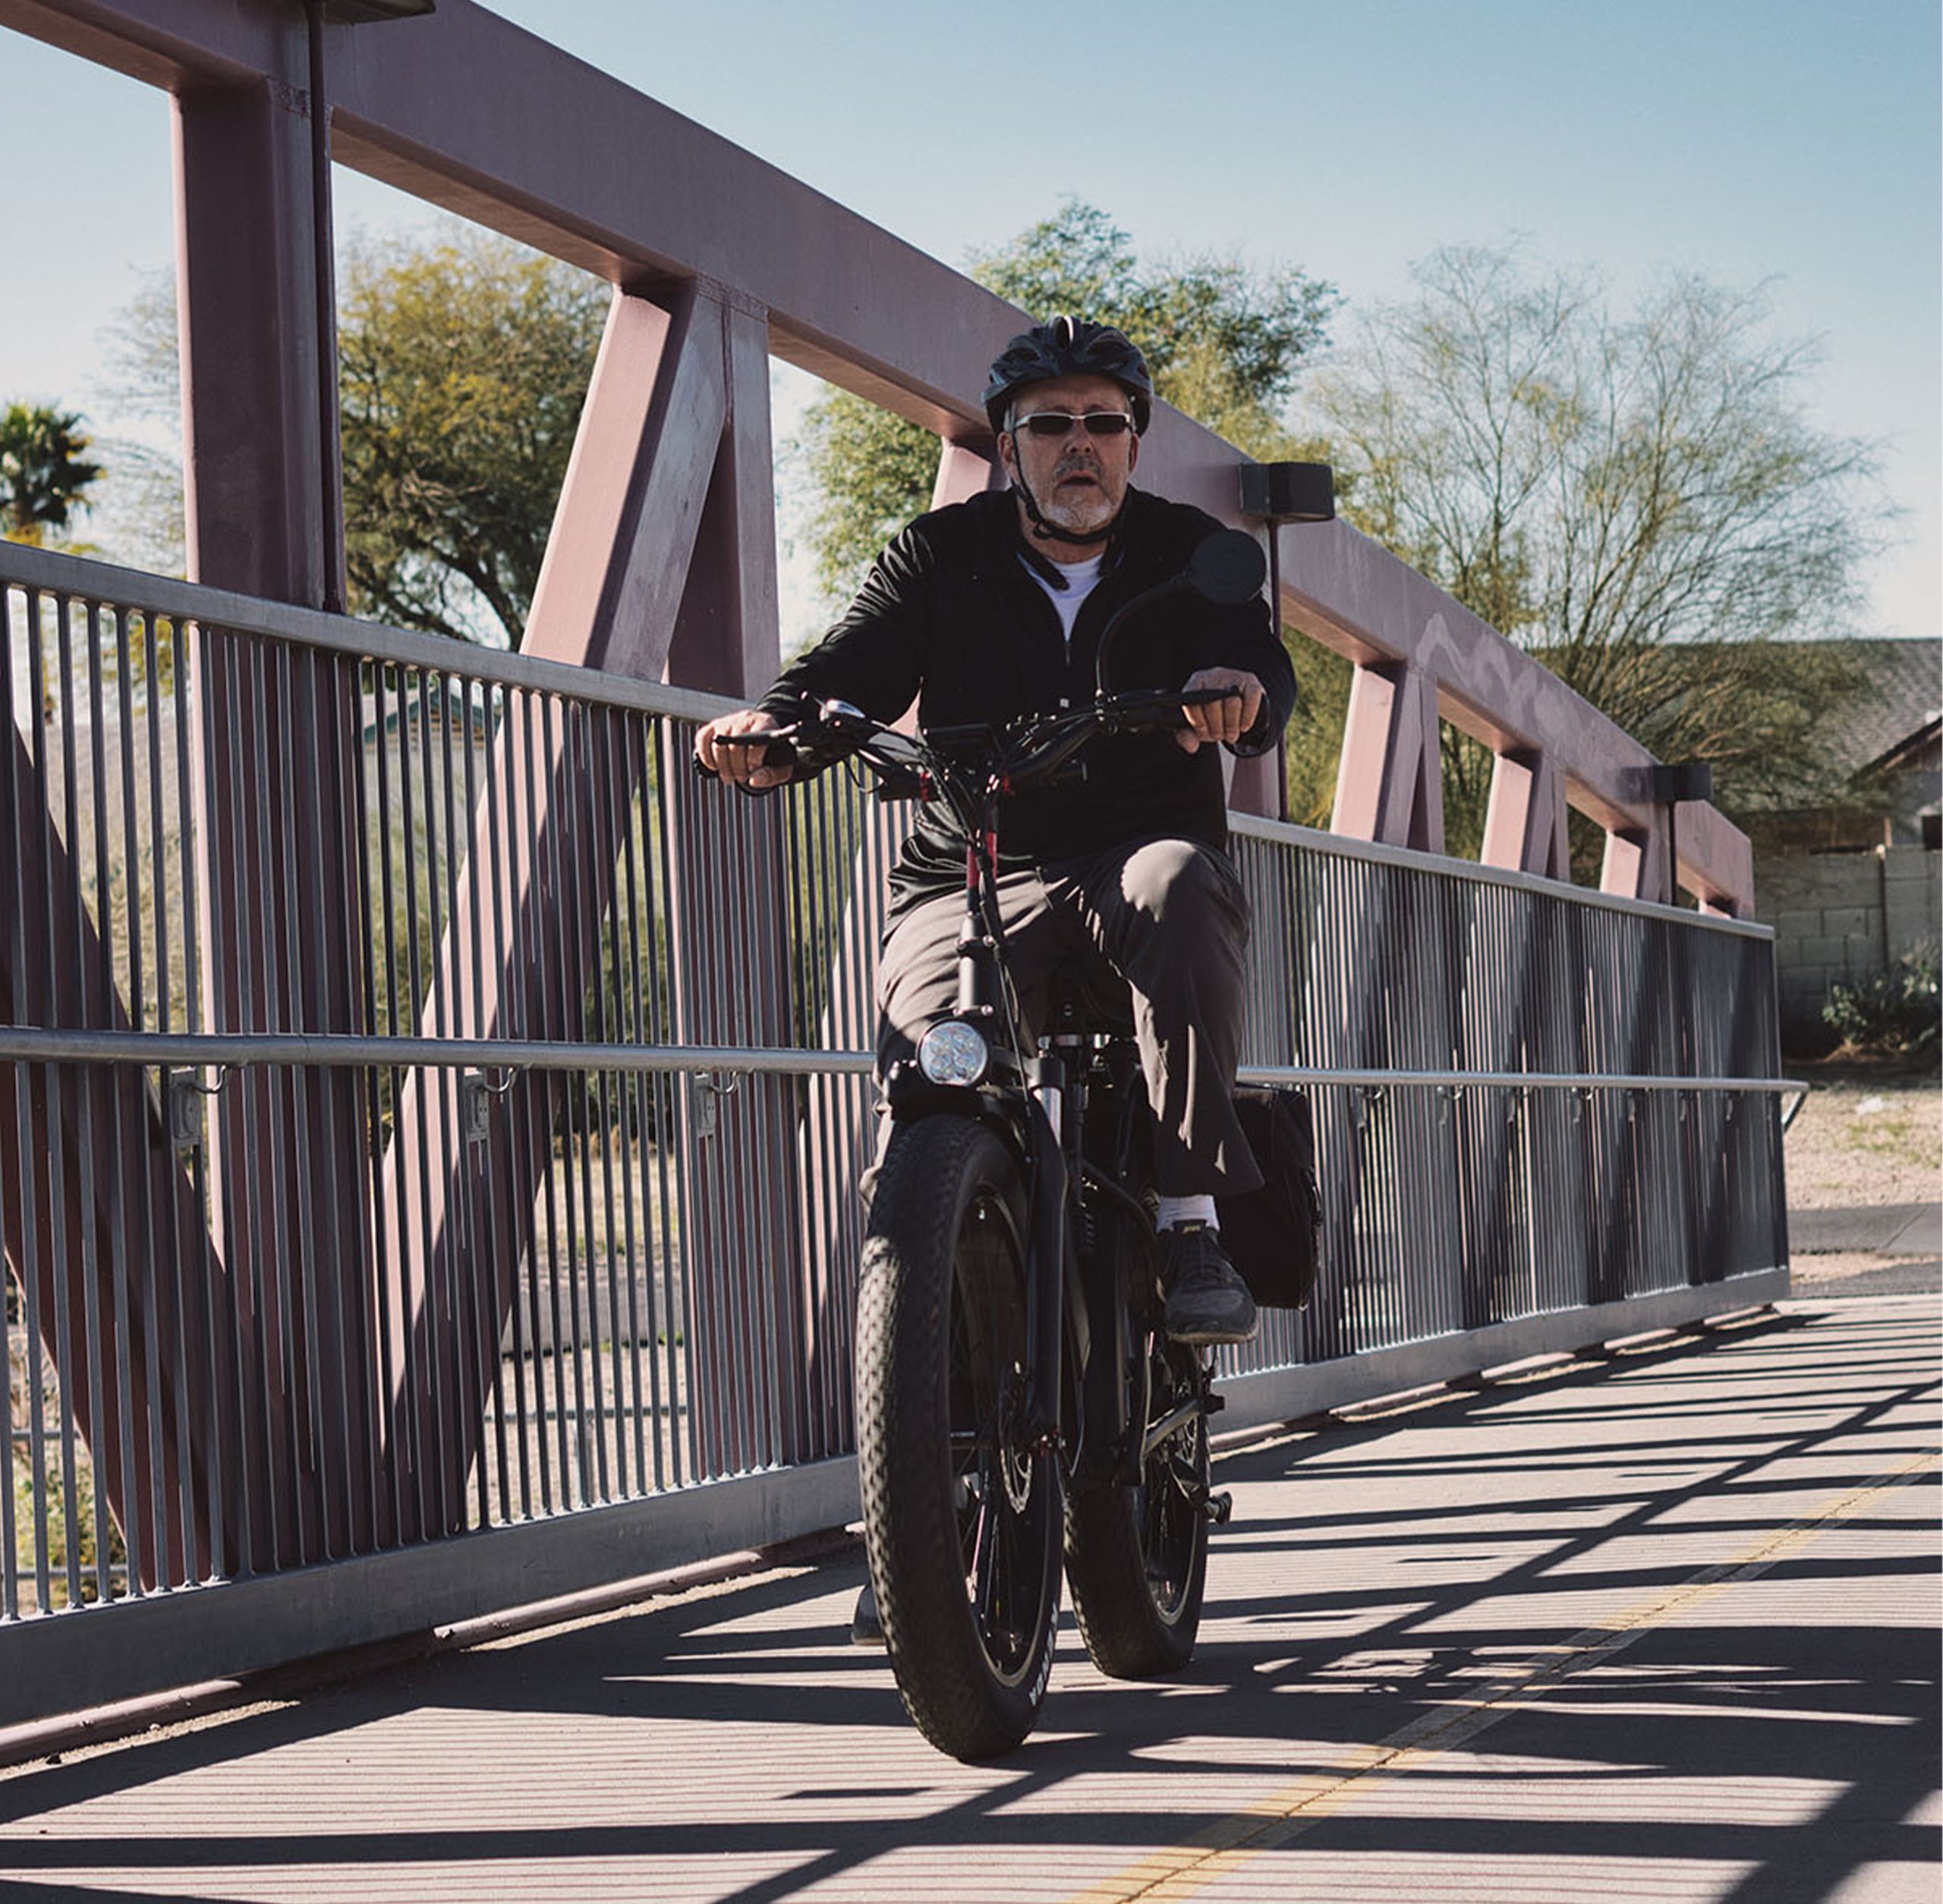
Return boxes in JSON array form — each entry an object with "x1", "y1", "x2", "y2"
[{"x1": 4, "y1": 0, "x2": 1937, "y2": 645}]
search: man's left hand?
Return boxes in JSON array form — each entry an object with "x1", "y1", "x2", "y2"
[{"x1": 1176, "y1": 668, "x2": 1266, "y2": 753}]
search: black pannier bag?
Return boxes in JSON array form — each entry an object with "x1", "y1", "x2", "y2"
[{"x1": 1217, "y1": 1086, "x2": 1322, "y2": 1310}]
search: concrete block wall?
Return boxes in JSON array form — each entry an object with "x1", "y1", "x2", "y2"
[
  {"x1": 1882, "y1": 843, "x2": 1942, "y2": 962},
  {"x1": 1754, "y1": 845, "x2": 1941, "y2": 1048}
]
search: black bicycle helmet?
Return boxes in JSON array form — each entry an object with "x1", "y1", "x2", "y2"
[{"x1": 982, "y1": 315, "x2": 1154, "y2": 436}]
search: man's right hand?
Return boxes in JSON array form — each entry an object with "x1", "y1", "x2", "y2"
[{"x1": 694, "y1": 708, "x2": 793, "y2": 790}]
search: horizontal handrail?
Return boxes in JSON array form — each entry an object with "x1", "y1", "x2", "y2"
[
  {"x1": 1241, "y1": 1066, "x2": 1805, "y2": 1095},
  {"x1": 0, "y1": 1026, "x2": 873, "y2": 1075},
  {"x1": 0, "y1": 537, "x2": 728, "y2": 722},
  {"x1": 0, "y1": 1026, "x2": 1801, "y2": 1098},
  {"x1": 1229, "y1": 812, "x2": 1775, "y2": 937}
]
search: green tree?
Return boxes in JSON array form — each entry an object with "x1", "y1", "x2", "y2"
[
  {"x1": 0, "y1": 402, "x2": 102, "y2": 545},
  {"x1": 1281, "y1": 645, "x2": 1356, "y2": 831},
  {"x1": 1305, "y1": 244, "x2": 1887, "y2": 852},
  {"x1": 339, "y1": 228, "x2": 608, "y2": 645},
  {"x1": 797, "y1": 200, "x2": 1337, "y2": 608},
  {"x1": 100, "y1": 226, "x2": 607, "y2": 646},
  {"x1": 793, "y1": 380, "x2": 949, "y2": 614}
]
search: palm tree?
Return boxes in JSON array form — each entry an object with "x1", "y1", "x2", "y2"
[{"x1": 0, "y1": 402, "x2": 103, "y2": 544}]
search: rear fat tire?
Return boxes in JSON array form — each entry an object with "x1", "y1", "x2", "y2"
[
  {"x1": 1064, "y1": 1328, "x2": 1211, "y2": 1679},
  {"x1": 855, "y1": 1117, "x2": 1063, "y2": 1761}
]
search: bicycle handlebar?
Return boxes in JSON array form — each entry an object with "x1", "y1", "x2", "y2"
[
  {"x1": 694, "y1": 683, "x2": 1242, "y2": 798},
  {"x1": 698, "y1": 683, "x2": 1237, "y2": 792}
]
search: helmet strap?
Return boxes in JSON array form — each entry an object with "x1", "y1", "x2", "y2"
[{"x1": 1010, "y1": 470, "x2": 1121, "y2": 547}]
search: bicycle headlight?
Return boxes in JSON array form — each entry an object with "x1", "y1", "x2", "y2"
[{"x1": 917, "y1": 1020, "x2": 989, "y2": 1086}]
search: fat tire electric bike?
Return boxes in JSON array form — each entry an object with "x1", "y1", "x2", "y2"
[{"x1": 710, "y1": 530, "x2": 1269, "y2": 1761}]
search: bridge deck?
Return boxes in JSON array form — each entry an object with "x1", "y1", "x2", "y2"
[{"x1": 1, "y1": 1295, "x2": 1935, "y2": 1904}]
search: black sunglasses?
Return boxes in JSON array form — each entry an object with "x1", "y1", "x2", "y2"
[{"x1": 1012, "y1": 410, "x2": 1137, "y2": 439}]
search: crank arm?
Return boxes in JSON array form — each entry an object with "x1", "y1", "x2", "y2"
[{"x1": 1139, "y1": 1395, "x2": 1205, "y2": 1463}]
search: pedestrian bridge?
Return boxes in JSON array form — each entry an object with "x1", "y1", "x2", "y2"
[{"x1": 2, "y1": 0, "x2": 1791, "y2": 1739}]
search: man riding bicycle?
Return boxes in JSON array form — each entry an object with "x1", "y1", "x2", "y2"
[{"x1": 694, "y1": 316, "x2": 1294, "y2": 1346}]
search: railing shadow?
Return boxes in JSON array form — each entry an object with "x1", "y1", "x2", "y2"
[{"x1": 0, "y1": 1300, "x2": 1933, "y2": 1904}]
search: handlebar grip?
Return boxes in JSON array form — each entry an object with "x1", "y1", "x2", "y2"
[
  {"x1": 1097, "y1": 686, "x2": 1227, "y2": 734},
  {"x1": 692, "y1": 733, "x2": 799, "y2": 787}
]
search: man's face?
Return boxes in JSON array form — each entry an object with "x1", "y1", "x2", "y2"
[{"x1": 997, "y1": 372, "x2": 1140, "y2": 548}]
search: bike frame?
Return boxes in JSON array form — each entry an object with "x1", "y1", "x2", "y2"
[
  {"x1": 709, "y1": 678, "x2": 1245, "y2": 1492},
  {"x1": 864, "y1": 716, "x2": 1192, "y2": 1490}
]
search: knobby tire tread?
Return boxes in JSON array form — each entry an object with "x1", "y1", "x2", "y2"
[
  {"x1": 1063, "y1": 1332, "x2": 1210, "y2": 1679},
  {"x1": 855, "y1": 1117, "x2": 1060, "y2": 1761}
]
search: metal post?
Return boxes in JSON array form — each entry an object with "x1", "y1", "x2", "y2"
[{"x1": 304, "y1": 0, "x2": 347, "y2": 616}]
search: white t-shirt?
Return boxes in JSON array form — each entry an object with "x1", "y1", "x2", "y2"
[{"x1": 1023, "y1": 551, "x2": 1104, "y2": 653}]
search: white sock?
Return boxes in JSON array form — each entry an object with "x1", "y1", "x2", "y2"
[{"x1": 1157, "y1": 1193, "x2": 1217, "y2": 1231}]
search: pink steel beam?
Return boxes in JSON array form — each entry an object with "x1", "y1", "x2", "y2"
[
  {"x1": 525, "y1": 288, "x2": 780, "y2": 689},
  {"x1": 0, "y1": 0, "x2": 1254, "y2": 519},
  {"x1": 1332, "y1": 660, "x2": 1444, "y2": 857},
  {"x1": 377, "y1": 281, "x2": 792, "y2": 1519},
  {"x1": 5, "y1": 0, "x2": 1746, "y2": 891},
  {"x1": 172, "y1": 71, "x2": 377, "y2": 1563},
  {"x1": 1482, "y1": 749, "x2": 1570, "y2": 885},
  {"x1": 1281, "y1": 521, "x2": 1749, "y2": 913},
  {"x1": 1, "y1": 723, "x2": 244, "y2": 1585},
  {"x1": 172, "y1": 78, "x2": 329, "y2": 607},
  {"x1": 0, "y1": 0, "x2": 1012, "y2": 442}
]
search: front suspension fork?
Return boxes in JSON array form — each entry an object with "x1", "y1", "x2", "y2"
[{"x1": 1022, "y1": 1053, "x2": 1068, "y2": 1446}]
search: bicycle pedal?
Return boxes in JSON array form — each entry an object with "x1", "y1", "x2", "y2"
[{"x1": 1202, "y1": 1489, "x2": 1234, "y2": 1524}]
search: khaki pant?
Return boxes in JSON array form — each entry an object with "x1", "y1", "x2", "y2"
[{"x1": 875, "y1": 837, "x2": 1261, "y2": 1198}]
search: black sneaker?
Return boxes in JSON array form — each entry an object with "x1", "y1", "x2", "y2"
[{"x1": 1162, "y1": 1222, "x2": 1258, "y2": 1344}]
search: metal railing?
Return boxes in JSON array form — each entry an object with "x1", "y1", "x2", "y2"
[
  {"x1": 1, "y1": 543, "x2": 1788, "y2": 1723},
  {"x1": 1229, "y1": 820, "x2": 1789, "y2": 1385}
]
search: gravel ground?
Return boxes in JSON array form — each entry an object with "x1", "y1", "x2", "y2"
[{"x1": 1782, "y1": 1058, "x2": 1941, "y2": 1296}]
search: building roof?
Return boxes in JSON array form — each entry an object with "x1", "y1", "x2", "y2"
[{"x1": 1824, "y1": 638, "x2": 1941, "y2": 775}]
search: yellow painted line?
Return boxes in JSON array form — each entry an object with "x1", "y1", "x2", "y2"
[{"x1": 1062, "y1": 1447, "x2": 1939, "y2": 1904}]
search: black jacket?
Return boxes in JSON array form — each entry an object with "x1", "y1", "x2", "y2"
[{"x1": 762, "y1": 486, "x2": 1296, "y2": 916}]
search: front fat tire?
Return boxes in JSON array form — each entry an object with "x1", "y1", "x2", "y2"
[
  {"x1": 855, "y1": 1117, "x2": 1062, "y2": 1761},
  {"x1": 1064, "y1": 1331, "x2": 1211, "y2": 1679}
]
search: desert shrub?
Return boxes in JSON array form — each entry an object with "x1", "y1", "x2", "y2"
[{"x1": 1823, "y1": 944, "x2": 1941, "y2": 1059}]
